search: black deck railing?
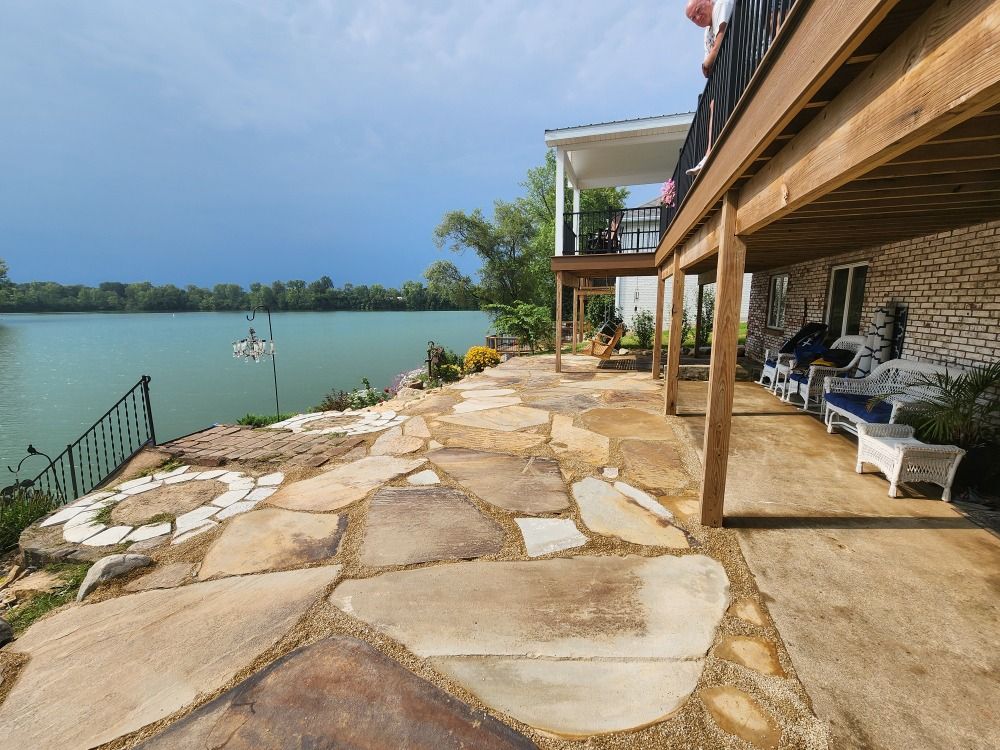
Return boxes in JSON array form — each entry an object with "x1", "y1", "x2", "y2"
[
  {"x1": 563, "y1": 205, "x2": 663, "y2": 255},
  {"x1": 663, "y1": 0, "x2": 798, "y2": 230},
  {"x1": 21, "y1": 376, "x2": 157, "y2": 504}
]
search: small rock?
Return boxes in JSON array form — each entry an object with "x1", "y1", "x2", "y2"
[
  {"x1": 715, "y1": 635, "x2": 785, "y2": 677},
  {"x1": 602, "y1": 467, "x2": 619, "y2": 479},
  {"x1": 729, "y1": 599, "x2": 768, "y2": 627},
  {"x1": 76, "y1": 554, "x2": 153, "y2": 601},
  {"x1": 0, "y1": 618, "x2": 13, "y2": 646},
  {"x1": 407, "y1": 469, "x2": 440, "y2": 486},
  {"x1": 256, "y1": 472, "x2": 284, "y2": 487}
]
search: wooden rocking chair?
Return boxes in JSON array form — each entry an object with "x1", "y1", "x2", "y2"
[{"x1": 582, "y1": 323, "x2": 625, "y2": 360}]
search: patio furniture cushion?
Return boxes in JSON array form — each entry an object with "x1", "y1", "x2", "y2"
[
  {"x1": 825, "y1": 392, "x2": 893, "y2": 423},
  {"x1": 788, "y1": 371, "x2": 809, "y2": 385},
  {"x1": 811, "y1": 348, "x2": 857, "y2": 368}
]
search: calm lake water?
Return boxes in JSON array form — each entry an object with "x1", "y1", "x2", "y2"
[{"x1": 0, "y1": 311, "x2": 491, "y2": 482}]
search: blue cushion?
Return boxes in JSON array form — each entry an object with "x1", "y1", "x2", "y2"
[
  {"x1": 789, "y1": 372, "x2": 809, "y2": 385},
  {"x1": 764, "y1": 358, "x2": 776, "y2": 368},
  {"x1": 825, "y1": 393, "x2": 893, "y2": 423}
]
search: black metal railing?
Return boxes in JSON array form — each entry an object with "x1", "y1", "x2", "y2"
[
  {"x1": 663, "y1": 0, "x2": 798, "y2": 230},
  {"x1": 23, "y1": 376, "x2": 157, "y2": 503},
  {"x1": 563, "y1": 206, "x2": 663, "y2": 255}
]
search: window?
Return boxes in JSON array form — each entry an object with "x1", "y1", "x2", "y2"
[
  {"x1": 825, "y1": 263, "x2": 868, "y2": 340},
  {"x1": 766, "y1": 275, "x2": 788, "y2": 329}
]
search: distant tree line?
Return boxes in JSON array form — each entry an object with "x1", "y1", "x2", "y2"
[{"x1": 0, "y1": 260, "x2": 480, "y2": 313}]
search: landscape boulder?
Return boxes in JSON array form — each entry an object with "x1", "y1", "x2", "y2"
[
  {"x1": 0, "y1": 618, "x2": 13, "y2": 647},
  {"x1": 76, "y1": 554, "x2": 153, "y2": 602}
]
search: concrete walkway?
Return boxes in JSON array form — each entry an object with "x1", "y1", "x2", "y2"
[{"x1": 675, "y1": 381, "x2": 1000, "y2": 750}]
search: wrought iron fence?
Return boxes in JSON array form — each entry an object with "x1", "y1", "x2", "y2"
[
  {"x1": 663, "y1": 0, "x2": 799, "y2": 229},
  {"x1": 563, "y1": 206, "x2": 664, "y2": 255},
  {"x1": 18, "y1": 376, "x2": 157, "y2": 504}
]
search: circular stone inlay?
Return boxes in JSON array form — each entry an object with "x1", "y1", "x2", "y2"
[{"x1": 111, "y1": 481, "x2": 226, "y2": 525}]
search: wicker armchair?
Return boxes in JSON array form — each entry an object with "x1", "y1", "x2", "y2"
[
  {"x1": 823, "y1": 358, "x2": 950, "y2": 435},
  {"x1": 855, "y1": 423, "x2": 965, "y2": 501},
  {"x1": 782, "y1": 335, "x2": 867, "y2": 412}
]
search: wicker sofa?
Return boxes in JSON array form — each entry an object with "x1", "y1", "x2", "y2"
[{"x1": 823, "y1": 358, "x2": 951, "y2": 435}]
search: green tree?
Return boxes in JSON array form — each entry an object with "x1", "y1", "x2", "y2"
[{"x1": 424, "y1": 260, "x2": 476, "y2": 309}]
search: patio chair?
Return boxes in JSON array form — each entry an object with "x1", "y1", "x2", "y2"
[
  {"x1": 585, "y1": 211, "x2": 624, "y2": 253},
  {"x1": 582, "y1": 322, "x2": 625, "y2": 360},
  {"x1": 781, "y1": 334, "x2": 867, "y2": 412},
  {"x1": 855, "y1": 423, "x2": 965, "y2": 502},
  {"x1": 757, "y1": 322, "x2": 828, "y2": 393},
  {"x1": 823, "y1": 358, "x2": 950, "y2": 435}
]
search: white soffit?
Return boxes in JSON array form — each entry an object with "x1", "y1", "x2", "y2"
[{"x1": 544, "y1": 112, "x2": 694, "y2": 189}]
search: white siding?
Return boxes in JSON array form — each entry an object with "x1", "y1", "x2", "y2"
[{"x1": 615, "y1": 274, "x2": 753, "y2": 327}]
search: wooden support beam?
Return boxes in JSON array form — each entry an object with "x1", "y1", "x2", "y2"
[
  {"x1": 555, "y1": 272, "x2": 563, "y2": 373},
  {"x1": 652, "y1": 275, "x2": 665, "y2": 380},
  {"x1": 676, "y1": 212, "x2": 721, "y2": 270},
  {"x1": 693, "y1": 284, "x2": 705, "y2": 358},
  {"x1": 700, "y1": 192, "x2": 746, "y2": 528},
  {"x1": 737, "y1": 0, "x2": 1000, "y2": 235},
  {"x1": 655, "y1": 0, "x2": 899, "y2": 266},
  {"x1": 663, "y1": 253, "x2": 685, "y2": 416},
  {"x1": 571, "y1": 288, "x2": 579, "y2": 354}
]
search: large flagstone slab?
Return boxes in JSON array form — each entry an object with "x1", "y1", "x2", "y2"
[
  {"x1": 573, "y1": 477, "x2": 689, "y2": 548},
  {"x1": 438, "y1": 405, "x2": 550, "y2": 433},
  {"x1": 137, "y1": 636, "x2": 537, "y2": 750},
  {"x1": 370, "y1": 426, "x2": 424, "y2": 456},
  {"x1": 452, "y1": 396, "x2": 523, "y2": 413},
  {"x1": 0, "y1": 566, "x2": 341, "y2": 750},
  {"x1": 198, "y1": 508, "x2": 347, "y2": 579},
  {"x1": 515, "y1": 517, "x2": 588, "y2": 557},
  {"x1": 432, "y1": 424, "x2": 549, "y2": 453},
  {"x1": 579, "y1": 407, "x2": 676, "y2": 440},
  {"x1": 269, "y1": 456, "x2": 426, "y2": 512},
  {"x1": 620, "y1": 439, "x2": 691, "y2": 493},
  {"x1": 549, "y1": 414, "x2": 610, "y2": 465},
  {"x1": 429, "y1": 448, "x2": 569, "y2": 514},
  {"x1": 361, "y1": 486, "x2": 503, "y2": 566},
  {"x1": 330, "y1": 555, "x2": 729, "y2": 737}
]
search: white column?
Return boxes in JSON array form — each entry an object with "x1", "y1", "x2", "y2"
[
  {"x1": 572, "y1": 188, "x2": 581, "y2": 250},
  {"x1": 555, "y1": 147, "x2": 566, "y2": 256}
]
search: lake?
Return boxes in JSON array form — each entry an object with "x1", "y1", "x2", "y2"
[{"x1": 0, "y1": 311, "x2": 491, "y2": 483}]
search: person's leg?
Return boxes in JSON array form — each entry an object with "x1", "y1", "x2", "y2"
[{"x1": 687, "y1": 99, "x2": 715, "y2": 176}]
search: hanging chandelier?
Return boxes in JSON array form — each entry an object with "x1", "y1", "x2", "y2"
[{"x1": 232, "y1": 326, "x2": 275, "y2": 363}]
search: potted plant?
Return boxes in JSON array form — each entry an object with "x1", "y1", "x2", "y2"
[{"x1": 892, "y1": 362, "x2": 1000, "y2": 496}]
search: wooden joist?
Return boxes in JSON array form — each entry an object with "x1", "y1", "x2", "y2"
[
  {"x1": 655, "y1": 0, "x2": 901, "y2": 266},
  {"x1": 737, "y1": 0, "x2": 1000, "y2": 235}
]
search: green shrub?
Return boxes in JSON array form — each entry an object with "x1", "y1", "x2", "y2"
[
  {"x1": 237, "y1": 412, "x2": 295, "y2": 428},
  {"x1": 346, "y1": 377, "x2": 389, "y2": 409},
  {"x1": 438, "y1": 363, "x2": 462, "y2": 382},
  {"x1": 316, "y1": 389, "x2": 351, "y2": 411},
  {"x1": 632, "y1": 310, "x2": 655, "y2": 349},
  {"x1": 484, "y1": 302, "x2": 553, "y2": 352},
  {"x1": 6, "y1": 562, "x2": 91, "y2": 634},
  {"x1": 584, "y1": 295, "x2": 624, "y2": 331},
  {"x1": 464, "y1": 346, "x2": 502, "y2": 373},
  {"x1": 0, "y1": 487, "x2": 59, "y2": 553}
]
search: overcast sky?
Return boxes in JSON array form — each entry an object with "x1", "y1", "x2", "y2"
[{"x1": 0, "y1": 1, "x2": 705, "y2": 287}]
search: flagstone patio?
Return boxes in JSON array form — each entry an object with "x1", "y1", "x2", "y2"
[{"x1": 2, "y1": 357, "x2": 835, "y2": 749}]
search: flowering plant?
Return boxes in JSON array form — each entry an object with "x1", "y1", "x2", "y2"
[{"x1": 660, "y1": 179, "x2": 677, "y2": 207}]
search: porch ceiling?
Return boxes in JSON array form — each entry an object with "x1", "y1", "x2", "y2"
[{"x1": 545, "y1": 113, "x2": 693, "y2": 189}]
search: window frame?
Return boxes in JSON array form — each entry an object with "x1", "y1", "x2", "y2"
[
  {"x1": 824, "y1": 261, "x2": 869, "y2": 339},
  {"x1": 765, "y1": 274, "x2": 789, "y2": 331}
]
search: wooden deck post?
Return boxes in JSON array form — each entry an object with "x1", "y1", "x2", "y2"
[
  {"x1": 555, "y1": 272, "x2": 564, "y2": 373},
  {"x1": 693, "y1": 283, "x2": 704, "y2": 357},
  {"x1": 663, "y1": 254, "x2": 685, "y2": 415},
  {"x1": 652, "y1": 274, "x2": 665, "y2": 379},
  {"x1": 700, "y1": 191, "x2": 746, "y2": 528},
  {"x1": 571, "y1": 288, "x2": 579, "y2": 354}
]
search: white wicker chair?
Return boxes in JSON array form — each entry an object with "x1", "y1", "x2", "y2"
[
  {"x1": 782, "y1": 334, "x2": 867, "y2": 412},
  {"x1": 758, "y1": 351, "x2": 795, "y2": 394},
  {"x1": 856, "y1": 423, "x2": 965, "y2": 501},
  {"x1": 823, "y1": 358, "x2": 950, "y2": 435}
]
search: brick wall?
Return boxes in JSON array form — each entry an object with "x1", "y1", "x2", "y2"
[{"x1": 745, "y1": 220, "x2": 1000, "y2": 369}]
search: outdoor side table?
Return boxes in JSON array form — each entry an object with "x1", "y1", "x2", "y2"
[{"x1": 855, "y1": 423, "x2": 965, "y2": 502}]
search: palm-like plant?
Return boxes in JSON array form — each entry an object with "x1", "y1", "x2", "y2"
[{"x1": 895, "y1": 362, "x2": 1000, "y2": 449}]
